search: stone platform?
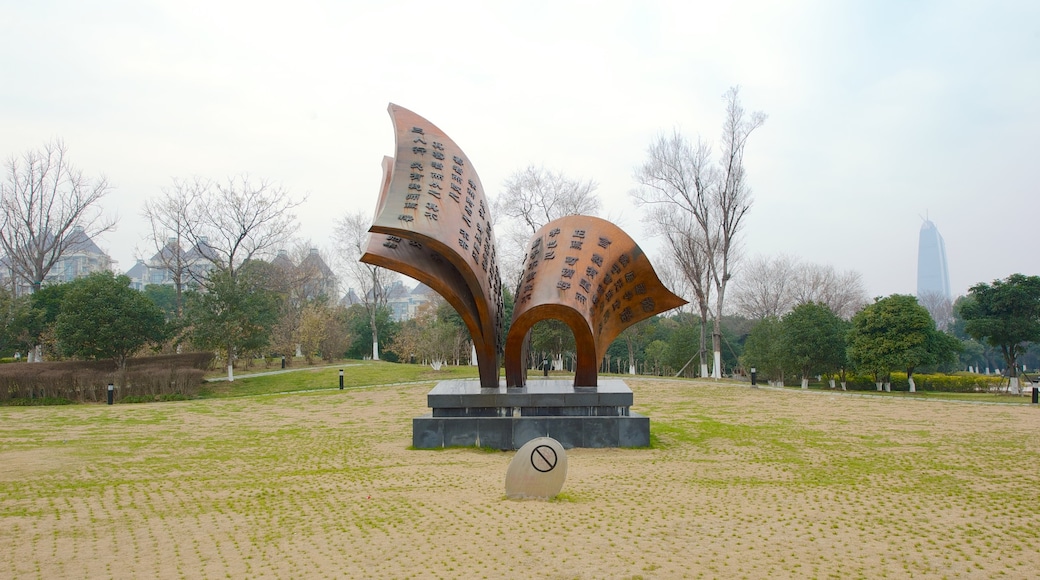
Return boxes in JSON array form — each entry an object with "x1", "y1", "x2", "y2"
[{"x1": 412, "y1": 379, "x2": 649, "y2": 450}]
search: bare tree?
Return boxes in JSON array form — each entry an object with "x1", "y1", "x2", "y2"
[
  {"x1": 184, "y1": 175, "x2": 304, "y2": 281},
  {"x1": 141, "y1": 177, "x2": 206, "y2": 317},
  {"x1": 665, "y1": 211, "x2": 715, "y2": 378},
  {"x1": 493, "y1": 165, "x2": 601, "y2": 286},
  {"x1": 633, "y1": 131, "x2": 715, "y2": 377},
  {"x1": 918, "y1": 290, "x2": 953, "y2": 331},
  {"x1": 0, "y1": 139, "x2": 115, "y2": 293},
  {"x1": 333, "y1": 210, "x2": 398, "y2": 361},
  {"x1": 633, "y1": 86, "x2": 765, "y2": 378},
  {"x1": 792, "y1": 265, "x2": 867, "y2": 320},
  {"x1": 731, "y1": 253, "x2": 798, "y2": 320},
  {"x1": 708, "y1": 87, "x2": 767, "y2": 377},
  {"x1": 498, "y1": 165, "x2": 600, "y2": 233},
  {"x1": 177, "y1": 175, "x2": 303, "y2": 380},
  {"x1": 732, "y1": 254, "x2": 867, "y2": 320},
  {"x1": 267, "y1": 243, "x2": 339, "y2": 364}
]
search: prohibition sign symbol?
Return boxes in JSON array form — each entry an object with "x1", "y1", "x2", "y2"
[{"x1": 530, "y1": 445, "x2": 558, "y2": 473}]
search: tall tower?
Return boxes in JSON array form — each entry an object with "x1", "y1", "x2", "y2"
[{"x1": 916, "y1": 218, "x2": 951, "y2": 301}]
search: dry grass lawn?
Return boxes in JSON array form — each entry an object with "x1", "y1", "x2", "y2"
[{"x1": 2, "y1": 379, "x2": 1039, "y2": 579}]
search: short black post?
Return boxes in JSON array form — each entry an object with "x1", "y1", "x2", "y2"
[
  {"x1": 750, "y1": 367, "x2": 758, "y2": 387},
  {"x1": 543, "y1": 359, "x2": 550, "y2": 377},
  {"x1": 1033, "y1": 385, "x2": 1038, "y2": 405},
  {"x1": 281, "y1": 356, "x2": 286, "y2": 369},
  {"x1": 339, "y1": 369, "x2": 344, "y2": 390},
  {"x1": 107, "y1": 383, "x2": 114, "y2": 405}
]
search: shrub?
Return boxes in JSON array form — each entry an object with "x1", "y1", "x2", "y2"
[
  {"x1": 0, "y1": 352, "x2": 214, "y2": 404},
  {"x1": 839, "y1": 372, "x2": 1004, "y2": 392}
]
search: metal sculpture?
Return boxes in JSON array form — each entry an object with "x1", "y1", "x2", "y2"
[
  {"x1": 361, "y1": 104, "x2": 504, "y2": 388},
  {"x1": 362, "y1": 104, "x2": 684, "y2": 391},
  {"x1": 504, "y1": 216, "x2": 686, "y2": 387}
]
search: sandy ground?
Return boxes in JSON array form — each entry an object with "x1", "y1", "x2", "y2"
[{"x1": 2, "y1": 379, "x2": 1039, "y2": 579}]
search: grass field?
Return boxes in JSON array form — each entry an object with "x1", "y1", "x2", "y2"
[{"x1": 2, "y1": 365, "x2": 1039, "y2": 578}]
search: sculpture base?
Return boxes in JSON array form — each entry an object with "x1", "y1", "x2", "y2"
[{"x1": 412, "y1": 379, "x2": 650, "y2": 450}]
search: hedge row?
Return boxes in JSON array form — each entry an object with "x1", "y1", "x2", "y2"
[
  {"x1": 0, "y1": 353, "x2": 215, "y2": 404},
  {"x1": 812, "y1": 372, "x2": 1007, "y2": 393}
]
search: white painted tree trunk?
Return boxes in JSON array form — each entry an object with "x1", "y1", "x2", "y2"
[
  {"x1": 372, "y1": 341, "x2": 379, "y2": 361},
  {"x1": 801, "y1": 378, "x2": 809, "y2": 389},
  {"x1": 884, "y1": 382, "x2": 891, "y2": 392},
  {"x1": 840, "y1": 381, "x2": 847, "y2": 391},
  {"x1": 629, "y1": 364, "x2": 636, "y2": 375},
  {"x1": 713, "y1": 351, "x2": 722, "y2": 379},
  {"x1": 470, "y1": 344, "x2": 477, "y2": 365},
  {"x1": 1010, "y1": 376, "x2": 1021, "y2": 395},
  {"x1": 829, "y1": 379, "x2": 836, "y2": 389},
  {"x1": 908, "y1": 376, "x2": 916, "y2": 393},
  {"x1": 227, "y1": 363, "x2": 234, "y2": 382},
  {"x1": 876, "y1": 382, "x2": 883, "y2": 391},
  {"x1": 700, "y1": 363, "x2": 709, "y2": 378},
  {"x1": 554, "y1": 355, "x2": 563, "y2": 371}
]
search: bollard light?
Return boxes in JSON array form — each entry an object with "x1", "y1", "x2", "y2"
[
  {"x1": 107, "y1": 383, "x2": 114, "y2": 405},
  {"x1": 339, "y1": 369, "x2": 344, "y2": 390},
  {"x1": 750, "y1": 367, "x2": 757, "y2": 387}
]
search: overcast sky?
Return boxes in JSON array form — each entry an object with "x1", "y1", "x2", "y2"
[{"x1": 2, "y1": 0, "x2": 1037, "y2": 300}]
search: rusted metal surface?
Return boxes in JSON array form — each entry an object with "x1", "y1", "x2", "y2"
[
  {"x1": 361, "y1": 104, "x2": 504, "y2": 388},
  {"x1": 504, "y1": 216, "x2": 687, "y2": 387},
  {"x1": 360, "y1": 105, "x2": 685, "y2": 390}
]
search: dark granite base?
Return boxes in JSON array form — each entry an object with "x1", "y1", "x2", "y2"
[
  {"x1": 412, "y1": 413, "x2": 650, "y2": 450},
  {"x1": 413, "y1": 379, "x2": 650, "y2": 449}
]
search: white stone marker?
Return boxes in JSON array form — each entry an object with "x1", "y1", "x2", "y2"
[{"x1": 505, "y1": 437, "x2": 567, "y2": 500}]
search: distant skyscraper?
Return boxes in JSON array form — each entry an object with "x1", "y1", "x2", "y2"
[{"x1": 917, "y1": 219, "x2": 951, "y2": 301}]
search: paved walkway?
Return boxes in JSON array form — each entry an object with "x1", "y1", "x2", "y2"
[{"x1": 205, "y1": 363, "x2": 365, "y2": 382}]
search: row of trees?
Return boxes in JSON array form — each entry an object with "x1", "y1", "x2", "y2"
[
  {"x1": 741, "y1": 275, "x2": 1040, "y2": 393},
  {"x1": 0, "y1": 139, "x2": 370, "y2": 374},
  {"x1": 743, "y1": 296, "x2": 957, "y2": 391},
  {"x1": 0, "y1": 264, "x2": 355, "y2": 372},
  {"x1": 6, "y1": 106, "x2": 1037, "y2": 387}
]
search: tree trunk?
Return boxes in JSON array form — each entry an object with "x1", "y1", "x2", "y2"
[
  {"x1": 712, "y1": 330, "x2": 722, "y2": 379},
  {"x1": 829, "y1": 379, "x2": 836, "y2": 389},
  {"x1": 1008, "y1": 356, "x2": 1021, "y2": 394},
  {"x1": 876, "y1": 382, "x2": 883, "y2": 391},
  {"x1": 884, "y1": 382, "x2": 891, "y2": 392},
  {"x1": 712, "y1": 280, "x2": 726, "y2": 380},
  {"x1": 626, "y1": 339, "x2": 636, "y2": 376},
  {"x1": 840, "y1": 381, "x2": 847, "y2": 391},
  {"x1": 698, "y1": 306, "x2": 709, "y2": 378},
  {"x1": 908, "y1": 373, "x2": 916, "y2": 393},
  {"x1": 368, "y1": 304, "x2": 380, "y2": 361},
  {"x1": 801, "y1": 377, "x2": 809, "y2": 389}
]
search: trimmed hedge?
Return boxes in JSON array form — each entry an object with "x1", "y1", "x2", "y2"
[
  {"x1": 0, "y1": 352, "x2": 215, "y2": 404},
  {"x1": 833, "y1": 372, "x2": 1005, "y2": 393}
]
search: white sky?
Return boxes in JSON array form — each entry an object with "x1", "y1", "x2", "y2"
[{"x1": 2, "y1": 0, "x2": 1037, "y2": 300}]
